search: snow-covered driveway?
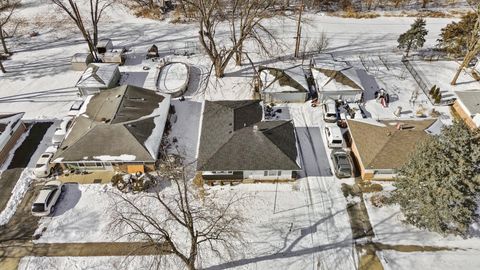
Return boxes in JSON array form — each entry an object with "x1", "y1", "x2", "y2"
[{"x1": 288, "y1": 104, "x2": 356, "y2": 269}]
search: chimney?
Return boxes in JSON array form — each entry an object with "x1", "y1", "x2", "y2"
[
  {"x1": 253, "y1": 125, "x2": 258, "y2": 132},
  {"x1": 396, "y1": 122, "x2": 404, "y2": 130}
]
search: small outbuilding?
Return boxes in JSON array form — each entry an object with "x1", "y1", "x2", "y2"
[
  {"x1": 259, "y1": 65, "x2": 310, "y2": 103},
  {"x1": 96, "y1": 39, "x2": 113, "y2": 54},
  {"x1": 71, "y1": 53, "x2": 94, "y2": 71},
  {"x1": 75, "y1": 63, "x2": 121, "y2": 96},
  {"x1": 311, "y1": 54, "x2": 367, "y2": 103}
]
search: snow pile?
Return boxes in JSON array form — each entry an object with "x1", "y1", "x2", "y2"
[
  {"x1": 143, "y1": 94, "x2": 171, "y2": 159},
  {"x1": 93, "y1": 154, "x2": 137, "y2": 162},
  {"x1": 0, "y1": 169, "x2": 34, "y2": 226}
]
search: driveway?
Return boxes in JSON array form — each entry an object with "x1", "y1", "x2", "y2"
[
  {"x1": 0, "y1": 122, "x2": 53, "y2": 243},
  {"x1": 0, "y1": 122, "x2": 53, "y2": 213}
]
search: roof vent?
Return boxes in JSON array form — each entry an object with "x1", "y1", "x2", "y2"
[{"x1": 116, "y1": 94, "x2": 122, "y2": 98}]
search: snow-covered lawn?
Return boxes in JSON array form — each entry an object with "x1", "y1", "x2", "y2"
[
  {"x1": 364, "y1": 187, "x2": 480, "y2": 270},
  {"x1": 32, "y1": 179, "x2": 354, "y2": 269}
]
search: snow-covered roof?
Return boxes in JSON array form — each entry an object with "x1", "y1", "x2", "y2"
[
  {"x1": 76, "y1": 63, "x2": 119, "y2": 88},
  {"x1": 424, "y1": 119, "x2": 444, "y2": 135},
  {"x1": 312, "y1": 67, "x2": 365, "y2": 93},
  {"x1": 53, "y1": 85, "x2": 170, "y2": 163},
  {"x1": 71, "y1": 53, "x2": 93, "y2": 63},
  {"x1": 260, "y1": 65, "x2": 309, "y2": 93},
  {"x1": 473, "y1": 114, "x2": 480, "y2": 128},
  {"x1": 0, "y1": 113, "x2": 24, "y2": 153},
  {"x1": 311, "y1": 54, "x2": 350, "y2": 71}
]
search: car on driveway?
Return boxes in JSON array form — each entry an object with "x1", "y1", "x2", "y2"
[
  {"x1": 324, "y1": 125, "x2": 344, "y2": 148},
  {"x1": 33, "y1": 152, "x2": 54, "y2": 178},
  {"x1": 31, "y1": 180, "x2": 64, "y2": 217},
  {"x1": 52, "y1": 116, "x2": 74, "y2": 145},
  {"x1": 330, "y1": 150, "x2": 353, "y2": 178},
  {"x1": 322, "y1": 99, "x2": 338, "y2": 123}
]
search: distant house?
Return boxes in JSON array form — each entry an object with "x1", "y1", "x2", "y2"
[
  {"x1": 76, "y1": 63, "x2": 121, "y2": 96},
  {"x1": 452, "y1": 90, "x2": 480, "y2": 130},
  {"x1": 197, "y1": 100, "x2": 301, "y2": 183},
  {"x1": 347, "y1": 118, "x2": 438, "y2": 180},
  {"x1": 0, "y1": 113, "x2": 26, "y2": 166},
  {"x1": 259, "y1": 65, "x2": 310, "y2": 103},
  {"x1": 311, "y1": 54, "x2": 367, "y2": 102},
  {"x1": 53, "y1": 85, "x2": 170, "y2": 173}
]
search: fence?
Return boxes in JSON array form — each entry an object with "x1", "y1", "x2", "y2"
[{"x1": 401, "y1": 56, "x2": 456, "y2": 106}]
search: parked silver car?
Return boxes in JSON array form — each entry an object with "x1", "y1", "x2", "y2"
[
  {"x1": 330, "y1": 150, "x2": 353, "y2": 178},
  {"x1": 31, "y1": 180, "x2": 64, "y2": 217}
]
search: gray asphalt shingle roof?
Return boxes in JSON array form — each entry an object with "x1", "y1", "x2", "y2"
[
  {"x1": 54, "y1": 85, "x2": 169, "y2": 162},
  {"x1": 197, "y1": 100, "x2": 300, "y2": 171}
]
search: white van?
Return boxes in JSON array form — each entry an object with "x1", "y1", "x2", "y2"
[
  {"x1": 324, "y1": 125, "x2": 344, "y2": 149},
  {"x1": 322, "y1": 100, "x2": 338, "y2": 123}
]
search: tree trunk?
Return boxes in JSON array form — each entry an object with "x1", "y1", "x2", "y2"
[
  {"x1": 214, "y1": 60, "x2": 225, "y2": 78},
  {"x1": 451, "y1": 49, "x2": 477, "y2": 85},
  {"x1": 405, "y1": 41, "x2": 412, "y2": 57},
  {"x1": 0, "y1": 59, "x2": 6, "y2": 73},
  {"x1": 0, "y1": 25, "x2": 9, "y2": 55},
  {"x1": 235, "y1": 45, "x2": 242, "y2": 66},
  {"x1": 294, "y1": 0, "x2": 303, "y2": 58}
]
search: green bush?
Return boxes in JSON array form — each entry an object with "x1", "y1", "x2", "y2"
[{"x1": 435, "y1": 92, "x2": 442, "y2": 104}]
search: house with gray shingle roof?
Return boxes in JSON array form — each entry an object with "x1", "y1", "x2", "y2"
[
  {"x1": 452, "y1": 90, "x2": 480, "y2": 130},
  {"x1": 197, "y1": 100, "x2": 301, "y2": 182},
  {"x1": 53, "y1": 85, "x2": 170, "y2": 173},
  {"x1": 347, "y1": 118, "x2": 437, "y2": 180}
]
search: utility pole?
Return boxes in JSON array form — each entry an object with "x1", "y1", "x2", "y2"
[
  {"x1": 294, "y1": 0, "x2": 304, "y2": 58},
  {"x1": 451, "y1": 5, "x2": 480, "y2": 85}
]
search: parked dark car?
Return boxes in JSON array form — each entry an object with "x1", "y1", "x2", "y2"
[{"x1": 330, "y1": 150, "x2": 353, "y2": 178}]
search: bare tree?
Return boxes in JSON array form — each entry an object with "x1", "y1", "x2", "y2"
[
  {"x1": 183, "y1": 0, "x2": 280, "y2": 77},
  {"x1": 0, "y1": 0, "x2": 19, "y2": 55},
  {"x1": 51, "y1": 0, "x2": 113, "y2": 61},
  {"x1": 111, "y1": 153, "x2": 246, "y2": 270},
  {"x1": 451, "y1": 4, "x2": 480, "y2": 85}
]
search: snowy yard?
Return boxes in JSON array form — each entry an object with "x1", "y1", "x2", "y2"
[
  {"x1": 364, "y1": 187, "x2": 480, "y2": 270},
  {"x1": 0, "y1": 0, "x2": 476, "y2": 269}
]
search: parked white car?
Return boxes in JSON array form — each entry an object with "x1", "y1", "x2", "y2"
[
  {"x1": 324, "y1": 125, "x2": 344, "y2": 149},
  {"x1": 33, "y1": 152, "x2": 54, "y2": 178},
  {"x1": 31, "y1": 180, "x2": 64, "y2": 217},
  {"x1": 52, "y1": 116, "x2": 73, "y2": 145},
  {"x1": 322, "y1": 100, "x2": 338, "y2": 123}
]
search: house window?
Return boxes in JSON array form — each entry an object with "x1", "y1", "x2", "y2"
[
  {"x1": 264, "y1": 171, "x2": 268, "y2": 176},
  {"x1": 264, "y1": 171, "x2": 281, "y2": 176},
  {"x1": 277, "y1": 171, "x2": 282, "y2": 176}
]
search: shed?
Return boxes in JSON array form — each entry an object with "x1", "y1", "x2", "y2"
[
  {"x1": 96, "y1": 39, "x2": 113, "y2": 54},
  {"x1": 311, "y1": 54, "x2": 366, "y2": 103},
  {"x1": 259, "y1": 65, "x2": 310, "y2": 103},
  {"x1": 71, "y1": 53, "x2": 93, "y2": 71},
  {"x1": 75, "y1": 63, "x2": 121, "y2": 96}
]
